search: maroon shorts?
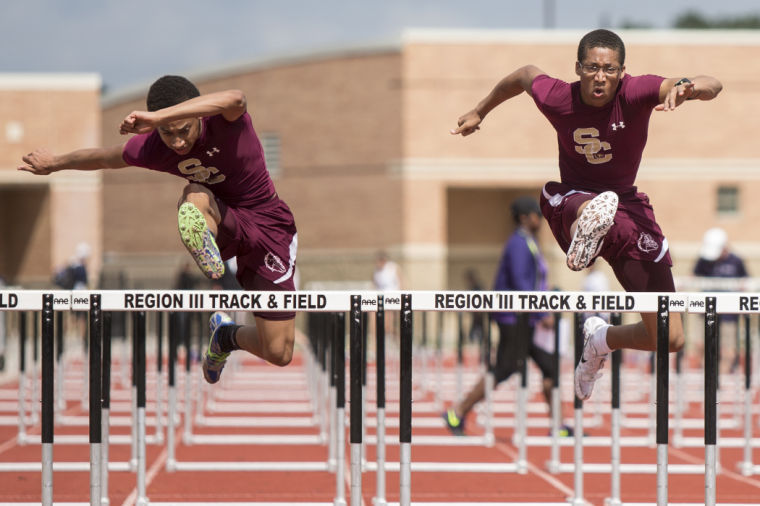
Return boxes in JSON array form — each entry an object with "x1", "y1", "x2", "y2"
[
  {"x1": 215, "y1": 195, "x2": 297, "y2": 320},
  {"x1": 539, "y1": 181, "x2": 672, "y2": 268}
]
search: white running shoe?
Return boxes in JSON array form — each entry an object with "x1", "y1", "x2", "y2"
[
  {"x1": 566, "y1": 191, "x2": 618, "y2": 271},
  {"x1": 575, "y1": 316, "x2": 611, "y2": 401}
]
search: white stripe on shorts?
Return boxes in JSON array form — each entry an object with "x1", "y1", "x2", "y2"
[
  {"x1": 274, "y1": 233, "x2": 298, "y2": 284},
  {"x1": 542, "y1": 184, "x2": 592, "y2": 207}
]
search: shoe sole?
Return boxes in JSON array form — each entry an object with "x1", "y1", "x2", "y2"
[
  {"x1": 178, "y1": 202, "x2": 225, "y2": 280},
  {"x1": 566, "y1": 192, "x2": 618, "y2": 271}
]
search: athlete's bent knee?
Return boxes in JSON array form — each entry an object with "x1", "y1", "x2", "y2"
[
  {"x1": 264, "y1": 335, "x2": 294, "y2": 367},
  {"x1": 180, "y1": 183, "x2": 212, "y2": 205}
]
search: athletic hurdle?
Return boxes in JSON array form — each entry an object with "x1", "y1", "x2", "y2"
[
  {"x1": 374, "y1": 291, "x2": 740, "y2": 506},
  {"x1": 2, "y1": 289, "x2": 759, "y2": 506}
]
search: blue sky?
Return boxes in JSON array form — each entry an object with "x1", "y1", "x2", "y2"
[{"x1": 2, "y1": 0, "x2": 758, "y2": 93}]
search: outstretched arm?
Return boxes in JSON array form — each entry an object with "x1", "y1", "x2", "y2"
[
  {"x1": 18, "y1": 144, "x2": 128, "y2": 176},
  {"x1": 656, "y1": 75, "x2": 722, "y2": 111},
  {"x1": 451, "y1": 65, "x2": 545, "y2": 136},
  {"x1": 119, "y1": 90, "x2": 247, "y2": 135}
]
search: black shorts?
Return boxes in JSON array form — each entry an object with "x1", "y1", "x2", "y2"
[{"x1": 492, "y1": 322, "x2": 555, "y2": 384}]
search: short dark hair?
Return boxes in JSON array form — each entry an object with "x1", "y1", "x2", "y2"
[
  {"x1": 510, "y1": 196, "x2": 541, "y2": 224},
  {"x1": 146, "y1": 75, "x2": 200, "y2": 112},
  {"x1": 577, "y1": 29, "x2": 625, "y2": 65}
]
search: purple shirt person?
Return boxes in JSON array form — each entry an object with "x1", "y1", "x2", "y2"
[
  {"x1": 450, "y1": 29, "x2": 722, "y2": 401},
  {"x1": 444, "y1": 197, "x2": 560, "y2": 436},
  {"x1": 20, "y1": 75, "x2": 298, "y2": 386},
  {"x1": 492, "y1": 227, "x2": 548, "y2": 326}
]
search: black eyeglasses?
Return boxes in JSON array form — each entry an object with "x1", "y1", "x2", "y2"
[{"x1": 578, "y1": 63, "x2": 622, "y2": 76}]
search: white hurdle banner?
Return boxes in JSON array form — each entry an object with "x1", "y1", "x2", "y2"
[
  {"x1": 4, "y1": 288, "x2": 750, "y2": 313},
  {"x1": 1, "y1": 289, "x2": 758, "y2": 506}
]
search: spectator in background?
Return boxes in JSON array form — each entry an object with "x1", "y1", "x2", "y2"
[
  {"x1": 53, "y1": 242, "x2": 90, "y2": 291},
  {"x1": 373, "y1": 251, "x2": 402, "y2": 291},
  {"x1": 444, "y1": 197, "x2": 571, "y2": 436},
  {"x1": 694, "y1": 228, "x2": 747, "y2": 280},
  {"x1": 693, "y1": 227, "x2": 748, "y2": 372},
  {"x1": 373, "y1": 250, "x2": 402, "y2": 336},
  {"x1": 52, "y1": 242, "x2": 90, "y2": 338}
]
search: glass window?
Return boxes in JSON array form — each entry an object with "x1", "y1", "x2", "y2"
[{"x1": 716, "y1": 185, "x2": 739, "y2": 215}]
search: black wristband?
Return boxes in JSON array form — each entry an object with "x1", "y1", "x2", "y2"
[{"x1": 675, "y1": 77, "x2": 691, "y2": 86}]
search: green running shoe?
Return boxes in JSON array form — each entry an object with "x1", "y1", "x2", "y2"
[
  {"x1": 442, "y1": 408, "x2": 465, "y2": 436},
  {"x1": 178, "y1": 202, "x2": 224, "y2": 280}
]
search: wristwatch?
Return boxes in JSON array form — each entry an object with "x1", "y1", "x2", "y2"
[{"x1": 675, "y1": 77, "x2": 691, "y2": 86}]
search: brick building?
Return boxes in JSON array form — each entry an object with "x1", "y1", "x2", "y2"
[{"x1": 4, "y1": 30, "x2": 760, "y2": 291}]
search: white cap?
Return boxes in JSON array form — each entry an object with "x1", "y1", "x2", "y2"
[
  {"x1": 699, "y1": 228, "x2": 727, "y2": 261},
  {"x1": 75, "y1": 242, "x2": 91, "y2": 261}
]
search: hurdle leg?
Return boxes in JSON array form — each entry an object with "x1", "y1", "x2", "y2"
[
  {"x1": 135, "y1": 312, "x2": 148, "y2": 506},
  {"x1": 333, "y1": 312, "x2": 347, "y2": 506},
  {"x1": 31, "y1": 314, "x2": 39, "y2": 424},
  {"x1": 516, "y1": 313, "x2": 529, "y2": 473},
  {"x1": 82, "y1": 314, "x2": 89, "y2": 412},
  {"x1": 433, "y1": 312, "x2": 443, "y2": 410},
  {"x1": 349, "y1": 296, "x2": 363, "y2": 506},
  {"x1": 739, "y1": 314, "x2": 754, "y2": 476},
  {"x1": 455, "y1": 312, "x2": 464, "y2": 403},
  {"x1": 570, "y1": 313, "x2": 585, "y2": 506},
  {"x1": 705, "y1": 297, "x2": 718, "y2": 505},
  {"x1": 166, "y1": 313, "x2": 178, "y2": 471},
  {"x1": 18, "y1": 312, "x2": 27, "y2": 444},
  {"x1": 399, "y1": 294, "x2": 413, "y2": 506},
  {"x1": 55, "y1": 312, "x2": 65, "y2": 413},
  {"x1": 361, "y1": 311, "x2": 368, "y2": 470},
  {"x1": 327, "y1": 314, "x2": 338, "y2": 472},
  {"x1": 547, "y1": 314, "x2": 561, "y2": 474},
  {"x1": 373, "y1": 297, "x2": 387, "y2": 506},
  {"x1": 89, "y1": 295, "x2": 103, "y2": 506},
  {"x1": 655, "y1": 296, "x2": 670, "y2": 506},
  {"x1": 101, "y1": 312, "x2": 112, "y2": 506},
  {"x1": 482, "y1": 319, "x2": 494, "y2": 448},
  {"x1": 41, "y1": 295, "x2": 54, "y2": 506},
  {"x1": 155, "y1": 312, "x2": 164, "y2": 445},
  {"x1": 183, "y1": 316, "x2": 193, "y2": 444},
  {"x1": 605, "y1": 313, "x2": 623, "y2": 506}
]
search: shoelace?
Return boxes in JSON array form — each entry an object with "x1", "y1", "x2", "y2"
[{"x1": 206, "y1": 350, "x2": 229, "y2": 365}]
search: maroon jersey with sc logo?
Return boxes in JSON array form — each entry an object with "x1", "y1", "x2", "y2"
[
  {"x1": 531, "y1": 73, "x2": 664, "y2": 193},
  {"x1": 122, "y1": 112, "x2": 275, "y2": 207}
]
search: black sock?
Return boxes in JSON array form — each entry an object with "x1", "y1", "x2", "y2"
[{"x1": 217, "y1": 324, "x2": 242, "y2": 353}]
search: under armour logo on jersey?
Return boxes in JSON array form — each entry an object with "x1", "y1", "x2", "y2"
[
  {"x1": 611, "y1": 122, "x2": 625, "y2": 131},
  {"x1": 206, "y1": 147, "x2": 220, "y2": 157}
]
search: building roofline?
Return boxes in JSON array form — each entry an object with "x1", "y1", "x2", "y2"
[
  {"x1": 103, "y1": 27, "x2": 760, "y2": 107},
  {"x1": 0, "y1": 73, "x2": 101, "y2": 91},
  {"x1": 102, "y1": 42, "x2": 399, "y2": 108},
  {"x1": 402, "y1": 28, "x2": 760, "y2": 45}
]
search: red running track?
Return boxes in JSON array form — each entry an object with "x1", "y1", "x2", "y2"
[{"x1": 0, "y1": 346, "x2": 759, "y2": 505}]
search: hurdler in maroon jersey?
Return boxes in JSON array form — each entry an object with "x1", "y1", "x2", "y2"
[
  {"x1": 20, "y1": 75, "x2": 301, "y2": 385},
  {"x1": 450, "y1": 29, "x2": 722, "y2": 402}
]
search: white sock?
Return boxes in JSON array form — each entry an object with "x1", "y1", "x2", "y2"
[{"x1": 593, "y1": 324, "x2": 612, "y2": 355}]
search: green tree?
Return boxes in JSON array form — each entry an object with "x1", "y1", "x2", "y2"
[{"x1": 674, "y1": 10, "x2": 760, "y2": 28}]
